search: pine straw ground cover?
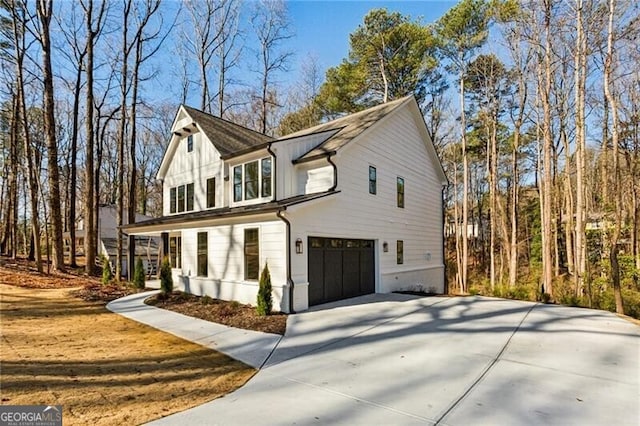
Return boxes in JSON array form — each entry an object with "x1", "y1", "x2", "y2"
[
  {"x1": 0, "y1": 264, "x2": 255, "y2": 425},
  {"x1": 146, "y1": 292, "x2": 288, "y2": 335}
]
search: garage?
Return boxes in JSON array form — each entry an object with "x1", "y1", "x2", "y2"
[{"x1": 307, "y1": 237, "x2": 375, "y2": 306}]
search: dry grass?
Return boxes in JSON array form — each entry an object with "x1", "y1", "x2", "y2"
[{"x1": 0, "y1": 283, "x2": 255, "y2": 425}]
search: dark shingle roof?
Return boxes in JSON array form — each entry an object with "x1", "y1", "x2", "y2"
[
  {"x1": 182, "y1": 106, "x2": 274, "y2": 158},
  {"x1": 285, "y1": 96, "x2": 412, "y2": 163}
]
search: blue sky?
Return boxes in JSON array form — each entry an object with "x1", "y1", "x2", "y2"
[
  {"x1": 286, "y1": 1, "x2": 457, "y2": 77},
  {"x1": 152, "y1": 0, "x2": 458, "y2": 105}
]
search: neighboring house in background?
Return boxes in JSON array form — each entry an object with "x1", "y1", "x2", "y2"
[
  {"x1": 123, "y1": 96, "x2": 447, "y2": 313},
  {"x1": 64, "y1": 205, "x2": 160, "y2": 276}
]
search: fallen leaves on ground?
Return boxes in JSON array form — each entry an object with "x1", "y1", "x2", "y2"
[{"x1": 146, "y1": 292, "x2": 288, "y2": 335}]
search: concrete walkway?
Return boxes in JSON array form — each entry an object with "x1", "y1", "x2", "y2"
[
  {"x1": 106, "y1": 291, "x2": 282, "y2": 369},
  {"x1": 130, "y1": 294, "x2": 639, "y2": 426}
]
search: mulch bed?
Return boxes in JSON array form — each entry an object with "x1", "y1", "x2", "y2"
[
  {"x1": 146, "y1": 292, "x2": 288, "y2": 335},
  {"x1": 71, "y1": 282, "x2": 144, "y2": 303}
]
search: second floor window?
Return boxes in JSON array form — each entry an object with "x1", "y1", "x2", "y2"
[
  {"x1": 397, "y1": 177, "x2": 405, "y2": 208},
  {"x1": 261, "y1": 158, "x2": 272, "y2": 197},
  {"x1": 170, "y1": 188, "x2": 176, "y2": 214},
  {"x1": 233, "y1": 157, "x2": 273, "y2": 203},
  {"x1": 186, "y1": 183, "x2": 194, "y2": 211},
  {"x1": 187, "y1": 135, "x2": 193, "y2": 152},
  {"x1": 207, "y1": 177, "x2": 216, "y2": 208},
  {"x1": 244, "y1": 161, "x2": 259, "y2": 200},
  {"x1": 177, "y1": 186, "x2": 185, "y2": 213},
  {"x1": 169, "y1": 183, "x2": 195, "y2": 214},
  {"x1": 369, "y1": 166, "x2": 377, "y2": 195}
]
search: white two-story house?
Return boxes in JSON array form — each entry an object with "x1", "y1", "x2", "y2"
[{"x1": 123, "y1": 95, "x2": 447, "y2": 313}]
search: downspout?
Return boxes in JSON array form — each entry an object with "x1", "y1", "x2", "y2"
[
  {"x1": 277, "y1": 209, "x2": 295, "y2": 314},
  {"x1": 267, "y1": 142, "x2": 277, "y2": 200},
  {"x1": 327, "y1": 153, "x2": 338, "y2": 191}
]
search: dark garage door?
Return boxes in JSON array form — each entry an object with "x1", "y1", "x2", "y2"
[{"x1": 308, "y1": 237, "x2": 375, "y2": 306}]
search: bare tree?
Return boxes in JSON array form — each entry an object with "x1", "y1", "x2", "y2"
[
  {"x1": 603, "y1": 0, "x2": 624, "y2": 314},
  {"x1": 251, "y1": 0, "x2": 293, "y2": 134}
]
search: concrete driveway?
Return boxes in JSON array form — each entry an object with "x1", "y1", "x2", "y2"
[{"x1": 151, "y1": 294, "x2": 639, "y2": 425}]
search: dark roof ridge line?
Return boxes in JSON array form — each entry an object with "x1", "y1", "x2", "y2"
[{"x1": 181, "y1": 104, "x2": 276, "y2": 141}]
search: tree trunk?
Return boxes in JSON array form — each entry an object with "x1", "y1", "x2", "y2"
[
  {"x1": 37, "y1": 0, "x2": 64, "y2": 271},
  {"x1": 540, "y1": 0, "x2": 554, "y2": 296},
  {"x1": 116, "y1": 0, "x2": 132, "y2": 281},
  {"x1": 574, "y1": 0, "x2": 587, "y2": 297},
  {"x1": 603, "y1": 0, "x2": 624, "y2": 314},
  {"x1": 84, "y1": 0, "x2": 97, "y2": 275},
  {"x1": 460, "y1": 64, "x2": 469, "y2": 294},
  {"x1": 69, "y1": 49, "x2": 85, "y2": 268}
]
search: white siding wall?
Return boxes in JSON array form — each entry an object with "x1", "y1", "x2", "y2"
[
  {"x1": 170, "y1": 219, "x2": 289, "y2": 311},
  {"x1": 272, "y1": 130, "x2": 338, "y2": 198},
  {"x1": 288, "y1": 106, "x2": 444, "y2": 310},
  {"x1": 163, "y1": 131, "x2": 223, "y2": 215}
]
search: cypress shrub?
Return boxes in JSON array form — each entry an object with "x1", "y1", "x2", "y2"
[
  {"x1": 256, "y1": 263, "x2": 272, "y2": 316},
  {"x1": 133, "y1": 257, "x2": 145, "y2": 289},
  {"x1": 101, "y1": 256, "x2": 113, "y2": 285},
  {"x1": 160, "y1": 256, "x2": 173, "y2": 295}
]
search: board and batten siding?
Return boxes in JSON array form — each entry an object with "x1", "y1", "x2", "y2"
[
  {"x1": 163, "y1": 131, "x2": 223, "y2": 215},
  {"x1": 171, "y1": 219, "x2": 289, "y2": 311},
  {"x1": 288, "y1": 105, "x2": 444, "y2": 304}
]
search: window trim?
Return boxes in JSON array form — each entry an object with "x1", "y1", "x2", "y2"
[
  {"x1": 397, "y1": 176, "x2": 405, "y2": 208},
  {"x1": 197, "y1": 232, "x2": 208, "y2": 277},
  {"x1": 369, "y1": 165, "x2": 377, "y2": 195},
  {"x1": 397, "y1": 240, "x2": 404, "y2": 265},
  {"x1": 244, "y1": 228, "x2": 260, "y2": 281}
]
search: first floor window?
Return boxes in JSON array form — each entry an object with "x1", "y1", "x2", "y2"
[
  {"x1": 261, "y1": 158, "x2": 272, "y2": 197},
  {"x1": 170, "y1": 188, "x2": 176, "y2": 213},
  {"x1": 397, "y1": 177, "x2": 405, "y2": 208},
  {"x1": 244, "y1": 228, "x2": 259, "y2": 280},
  {"x1": 186, "y1": 183, "x2": 194, "y2": 211},
  {"x1": 197, "y1": 232, "x2": 208, "y2": 277},
  {"x1": 234, "y1": 166, "x2": 242, "y2": 202},
  {"x1": 397, "y1": 240, "x2": 404, "y2": 265},
  {"x1": 207, "y1": 177, "x2": 216, "y2": 208},
  {"x1": 169, "y1": 236, "x2": 181, "y2": 268}
]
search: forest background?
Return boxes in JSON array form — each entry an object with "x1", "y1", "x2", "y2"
[{"x1": 1, "y1": 0, "x2": 639, "y2": 317}]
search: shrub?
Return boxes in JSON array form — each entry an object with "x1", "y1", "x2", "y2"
[
  {"x1": 159, "y1": 256, "x2": 173, "y2": 295},
  {"x1": 101, "y1": 256, "x2": 113, "y2": 285},
  {"x1": 133, "y1": 258, "x2": 145, "y2": 289},
  {"x1": 201, "y1": 295, "x2": 213, "y2": 305},
  {"x1": 256, "y1": 263, "x2": 272, "y2": 316}
]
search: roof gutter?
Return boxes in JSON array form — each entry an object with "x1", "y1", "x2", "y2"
[
  {"x1": 327, "y1": 153, "x2": 338, "y2": 191},
  {"x1": 276, "y1": 209, "x2": 295, "y2": 314}
]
